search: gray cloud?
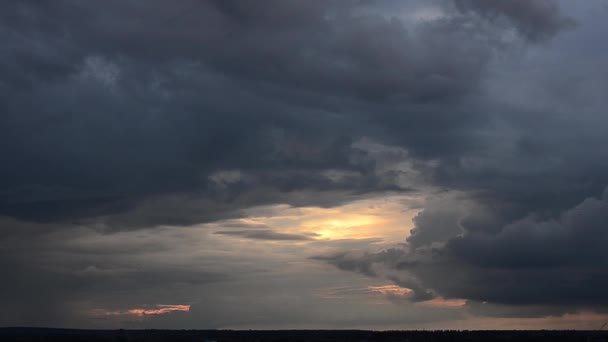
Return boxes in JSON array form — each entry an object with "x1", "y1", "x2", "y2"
[
  {"x1": 0, "y1": 0, "x2": 508, "y2": 226},
  {"x1": 318, "y1": 188, "x2": 608, "y2": 315},
  {"x1": 312, "y1": 252, "x2": 380, "y2": 277},
  {"x1": 214, "y1": 229, "x2": 316, "y2": 241},
  {"x1": 2, "y1": 0, "x2": 608, "y2": 329},
  {"x1": 454, "y1": 0, "x2": 575, "y2": 42}
]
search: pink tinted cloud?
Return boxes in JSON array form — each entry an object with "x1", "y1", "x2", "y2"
[{"x1": 92, "y1": 304, "x2": 190, "y2": 317}]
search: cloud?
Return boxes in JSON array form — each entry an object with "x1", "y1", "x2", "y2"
[
  {"x1": 454, "y1": 0, "x2": 576, "y2": 42},
  {"x1": 214, "y1": 229, "x2": 316, "y2": 241},
  {"x1": 92, "y1": 304, "x2": 191, "y2": 317},
  {"x1": 0, "y1": 0, "x2": 510, "y2": 227},
  {"x1": 318, "y1": 188, "x2": 608, "y2": 315},
  {"x1": 312, "y1": 252, "x2": 381, "y2": 277},
  {"x1": 2, "y1": 0, "x2": 608, "y2": 329}
]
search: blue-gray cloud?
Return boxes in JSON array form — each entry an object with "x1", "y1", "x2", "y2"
[{"x1": 3, "y1": 0, "x2": 608, "y2": 328}]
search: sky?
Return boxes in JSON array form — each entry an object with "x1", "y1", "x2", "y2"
[{"x1": 2, "y1": 0, "x2": 608, "y2": 330}]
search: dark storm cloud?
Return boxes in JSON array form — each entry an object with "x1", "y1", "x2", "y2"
[
  {"x1": 436, "y1": 190, "x2": 608, "y2": 305},
  {"x1": 317, "y1": 188, "x2": 608, "y2": 315},
  {"x1": 3, "y1": 0, "x2": 608, "y2": 328},
  {"x1": 0, "y1": 0, "x2": 510, "y2": 226},
  {"x1": 214, "y1": 229, "x2": 316, "y2": 241},
  {"x1": 454, "y1": 0, "x2": 576, "y2": 41}
]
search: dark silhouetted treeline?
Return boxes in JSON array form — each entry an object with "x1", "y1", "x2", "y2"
[{"x1": 2, "y1": 328, "x2": 608, "y2": 342}]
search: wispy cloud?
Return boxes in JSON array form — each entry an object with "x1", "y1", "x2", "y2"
[
  {"x1": 214, "y1": 229, "x2": 317, "y2": 241},
  {"x1": 92, "y1": 304, "x2": 190, "y2": 317}
]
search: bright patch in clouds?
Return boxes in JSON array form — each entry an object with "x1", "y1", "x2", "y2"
[
  {"x1": 215, "y1": 195, "x2": 421, "y2": 243},
  {"x1": 92, "y1": 304, "x2": 190, "y2": 317},
  {"x1": 367, "y1": 285, "x2": 413, "y2": 297},
  {"x1": 418, "y1": 298, "x2": 467, "y2": 308}
]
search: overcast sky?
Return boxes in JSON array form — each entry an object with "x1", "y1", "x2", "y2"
[{"x1": 2, "y1": 0, "x2": 608, "y2": 330}]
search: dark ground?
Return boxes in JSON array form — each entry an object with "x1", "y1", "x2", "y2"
[{"x1": 2, "y1": 328, "x2": 608, "y2": 342}]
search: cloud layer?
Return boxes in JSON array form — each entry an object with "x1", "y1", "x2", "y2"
[{"x1": 2, "y1": 0, "x2": 608, "y2": 329}]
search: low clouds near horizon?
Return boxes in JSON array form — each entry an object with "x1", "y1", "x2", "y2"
[{"x1": 2, "y1": 0, "x2": 608, "y2": 330}]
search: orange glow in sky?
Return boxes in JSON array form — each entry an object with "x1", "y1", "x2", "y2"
[
  {"x1": 367, "y1": 285, "x2": 413, "y2": 297},
  {"x1": 216, "y1": 195, "x2": 421, "y2": 243},
  {"x1": 418, "y1": 297, "x2": 467, "y2": 308}
]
